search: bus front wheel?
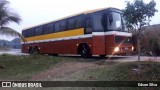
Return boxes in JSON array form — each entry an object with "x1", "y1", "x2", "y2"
[
  {"x1": 100, "y1": 55, "x2": 106, "y2": 58},
  {"x1": 80, "y1": 44, "x2": 91, "y2": 58}
]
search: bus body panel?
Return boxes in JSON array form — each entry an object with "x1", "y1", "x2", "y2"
[
  {"x1": 25, "y1": 28, "x2": 84, "y2": 42},
  {"x1": 92, "y1": 35, "x2": 106, "y2": 55},
  {"x1": 22, "y1": 37, "x2": 92, "y2": 54},
  {"x1": 105, "y1": 35, "x2": 115, "y2": 55}
]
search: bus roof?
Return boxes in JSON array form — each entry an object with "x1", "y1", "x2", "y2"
[{"x1": 22, "y1": 7, "x2": 119, "y2": 30}]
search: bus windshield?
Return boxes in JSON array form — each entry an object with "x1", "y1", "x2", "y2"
[{"x1": 107, "y1": 12, "x2": 123, "y2": 31}]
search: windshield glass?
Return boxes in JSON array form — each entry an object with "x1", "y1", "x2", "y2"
[
  {"x1": 115, "y1": 36, "x2": 132, "y2": 44},
  {"x1": 107, "y1": 12, "x2": 122, "y2": 30}
]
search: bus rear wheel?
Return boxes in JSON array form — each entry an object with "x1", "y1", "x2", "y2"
[
  {"x1": 80, "y1": 44, "x2": 91, "y2": 58},
  {"x1": 29, "y1": 48, "x2": 34, "y2": 54},
  {"x1": 29, "y1": 47, "x2": 39, "y2": 55},
  {"x1": 32, "y1": 49, "x2": 39, "y2": 55}
]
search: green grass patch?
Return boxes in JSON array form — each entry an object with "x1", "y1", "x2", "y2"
[
  {"x1": 0, "y1": 55, "x2": 160, "y2": 90},
  {"x1": 68, "y1": 61, "x2": 160, "y2": 90},
  {"x1": 0, "y1": 54, "x2": 78, "y2": 80},
  {"x1": 78, "y1": 61, "x2": 160, "y2": 81}
]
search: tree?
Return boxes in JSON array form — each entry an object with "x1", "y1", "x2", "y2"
[
  {"x1": 0, "y1": 0, "x2": 24, "y2": 41},
  {"x1": 123, "y1": 0, "x2": 157, "y2": 74}
]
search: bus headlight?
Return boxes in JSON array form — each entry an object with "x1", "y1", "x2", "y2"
[
  {"x1": 114, "y1": 47, "x2": 120, "y2": 52},
  {"x1": 132, "y1": 46, "x2": 134, "y2": 51}
]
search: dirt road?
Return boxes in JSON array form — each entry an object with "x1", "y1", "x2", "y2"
[
  {"x1": 30, "y1": 61, "x2": 97, "y2": 81},
  {"x1": 1, "y1": 49, "x2": 159, "y2": 81},
  {"x1": 30, "y1": 56, "x2": 159, "y2": 81}
]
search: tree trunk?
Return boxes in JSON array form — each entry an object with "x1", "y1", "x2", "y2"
[
  {"x1": 137, "y1": 26, "x2": 141, "y2": 75},
  {"x1": 137, "y1": 37, "x2": 141, "y2": 75}
]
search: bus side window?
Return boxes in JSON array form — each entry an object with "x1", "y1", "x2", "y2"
[
  {"x1": 22, "y1": 30, "x2": 28, "y2": 38},
  {"x1": 60, "y1": 20, "x2": 67, "y2": 31},
  {"x1": 39, "y1": 26, "x2": 44, "y2": 35},
  {"x1": 43, "y1": 24, "x2": 47, "y2": 34},
  {"x1": 47, "y1": 23, "x2": 54, "y2": 33},
  {"x1": 85, "y1": 16, "x2": 92, "y2": 34},
  {"x1": 22, "y1": 31, "x2": 24, "y2": 37},
  {"x1": 35, "y1": 27, "x2": 39, "y2": 36},
  {"x1": 92, "y1": 14, "x2": 104, "y2": 32},
  {"x1": 67, "y1": 17, "x2": 75, "y2": 30},
  {"x1": 75, "y1": 15, "x2": 83, "y2": 29},
  {"x1": 28, "y1": 28, "x2": 35, "y2": 37},
  {"x1": 55, "y1": 22, "x2": 61, "y2": 32},
  {"x1": 43, "y1": 23, "x2": 53, "y2": 34},
  {"x1": 35, "y1": 26, "x2": 43, "y2": 36}
]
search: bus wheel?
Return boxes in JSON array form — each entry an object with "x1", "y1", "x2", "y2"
[
  {"x1": 29, "y1": 48, "x2": 34, "y2": 54},
  {"x1": 80, "y1": 44, "x2": 91, "y2": 58},
  {"x1": 100, "y1": 55, "x2": 106, "y2": 58},
  {"x1": 29, "y1": 47, "x2": 39, "y2": 55},
  {"x1": 32, "y1": 48, "x2": 40, "y2": 55}
]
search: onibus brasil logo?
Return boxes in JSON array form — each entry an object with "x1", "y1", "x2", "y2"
[{"x1": 1, "y1": 82, "x2": 42, "y2": 87}]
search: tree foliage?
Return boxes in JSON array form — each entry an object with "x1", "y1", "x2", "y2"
[
  {"x1": 0, "y1": 0, "x2": 25, "y2": 41},
  {"x1": 123, "y1": 0, "x2": 158, "y2": 74},
  {"x1": 123, "y1": 0, "x2": 157, "y2": 30},
  {"x1": 123, "y1": 0, "x2": 158, "y2": 53}
]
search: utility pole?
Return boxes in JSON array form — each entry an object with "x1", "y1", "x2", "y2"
[{"x1": 137, "y1": 24, "x2": 142, "y2": 75}]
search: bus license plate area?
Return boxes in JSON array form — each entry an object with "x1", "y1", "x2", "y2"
[
  {"x1": 125, "y1": 47, "x2": 129, "y2": 50},
  {"x1": 121, "y1": 47, "x2": 129, "y2": 51}
]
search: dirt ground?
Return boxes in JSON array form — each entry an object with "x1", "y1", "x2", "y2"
[
  {"x1": 30, "y1": 61, "x2": 98, "y2": 81},
  {"x1": 30, "y1": 56, "x2": 160, "y2": 81},
  {"x1": 1, "y1": 49, "x2": 160, "y2": 81}
]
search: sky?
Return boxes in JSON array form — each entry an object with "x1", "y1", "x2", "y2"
[{"x1": 1, "y1": 0, "x2": 160, "y2": 41}]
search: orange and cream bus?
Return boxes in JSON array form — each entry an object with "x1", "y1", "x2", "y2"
[{"x1": 22, "y1": 7, "x2": 134, "y2": 58}]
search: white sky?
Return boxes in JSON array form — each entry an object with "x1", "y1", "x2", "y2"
[{"x1": 1, "y1": 0, "x2": 160, "y2": 40}]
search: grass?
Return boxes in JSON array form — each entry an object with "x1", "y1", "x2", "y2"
[
  {"x1": 0, "y1": 55, "x2": 160, "y2": 90},
  {"x1": 70, "y1": 61, "x2": 160, "y2": 90},
  {"x1": 0, "y1": 54, "x2": 78, "y2": 80},
  {"x1": 77, "y1": 61, "x2": 160, "y2": 81}
]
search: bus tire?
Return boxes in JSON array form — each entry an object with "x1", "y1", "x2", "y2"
[
  {"x1": 49, "y1": 54, "x2": 58, "y2": 56},
  {"x1": 29, "y1": 47, "x2": 39, "y2": 55},
  {"x1": 100, "y1": 55, "x2": 106, "y2": 58},
  {"x1": 29, "y1": 47, "x2": 34, "y2": 54},
  {"x1": 32, "y1": 48, "x2": 40, "y2": 55},
  {"x1": 79, "y1": 44, "x2": 91, "y2": 58}
]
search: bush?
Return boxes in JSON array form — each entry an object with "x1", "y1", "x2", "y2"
[
  {"x1": 130, "y1": 24, "x2": 160, "y2": 56},
  {"x1": 141, "y1": 25, "x2": 160, "y2": 56}
]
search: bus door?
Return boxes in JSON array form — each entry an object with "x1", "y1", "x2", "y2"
[{"x1": 92, "y1": 14, "x2": 106, "y2": 55}]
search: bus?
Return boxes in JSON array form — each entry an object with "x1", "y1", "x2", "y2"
[{"x1": 22, "y1": 7, "x2": 134, "y2": 58}]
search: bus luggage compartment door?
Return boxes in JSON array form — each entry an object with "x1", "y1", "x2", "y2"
[{"x1": 92, "y1": 35, "x2": 106, "y2": 55}]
